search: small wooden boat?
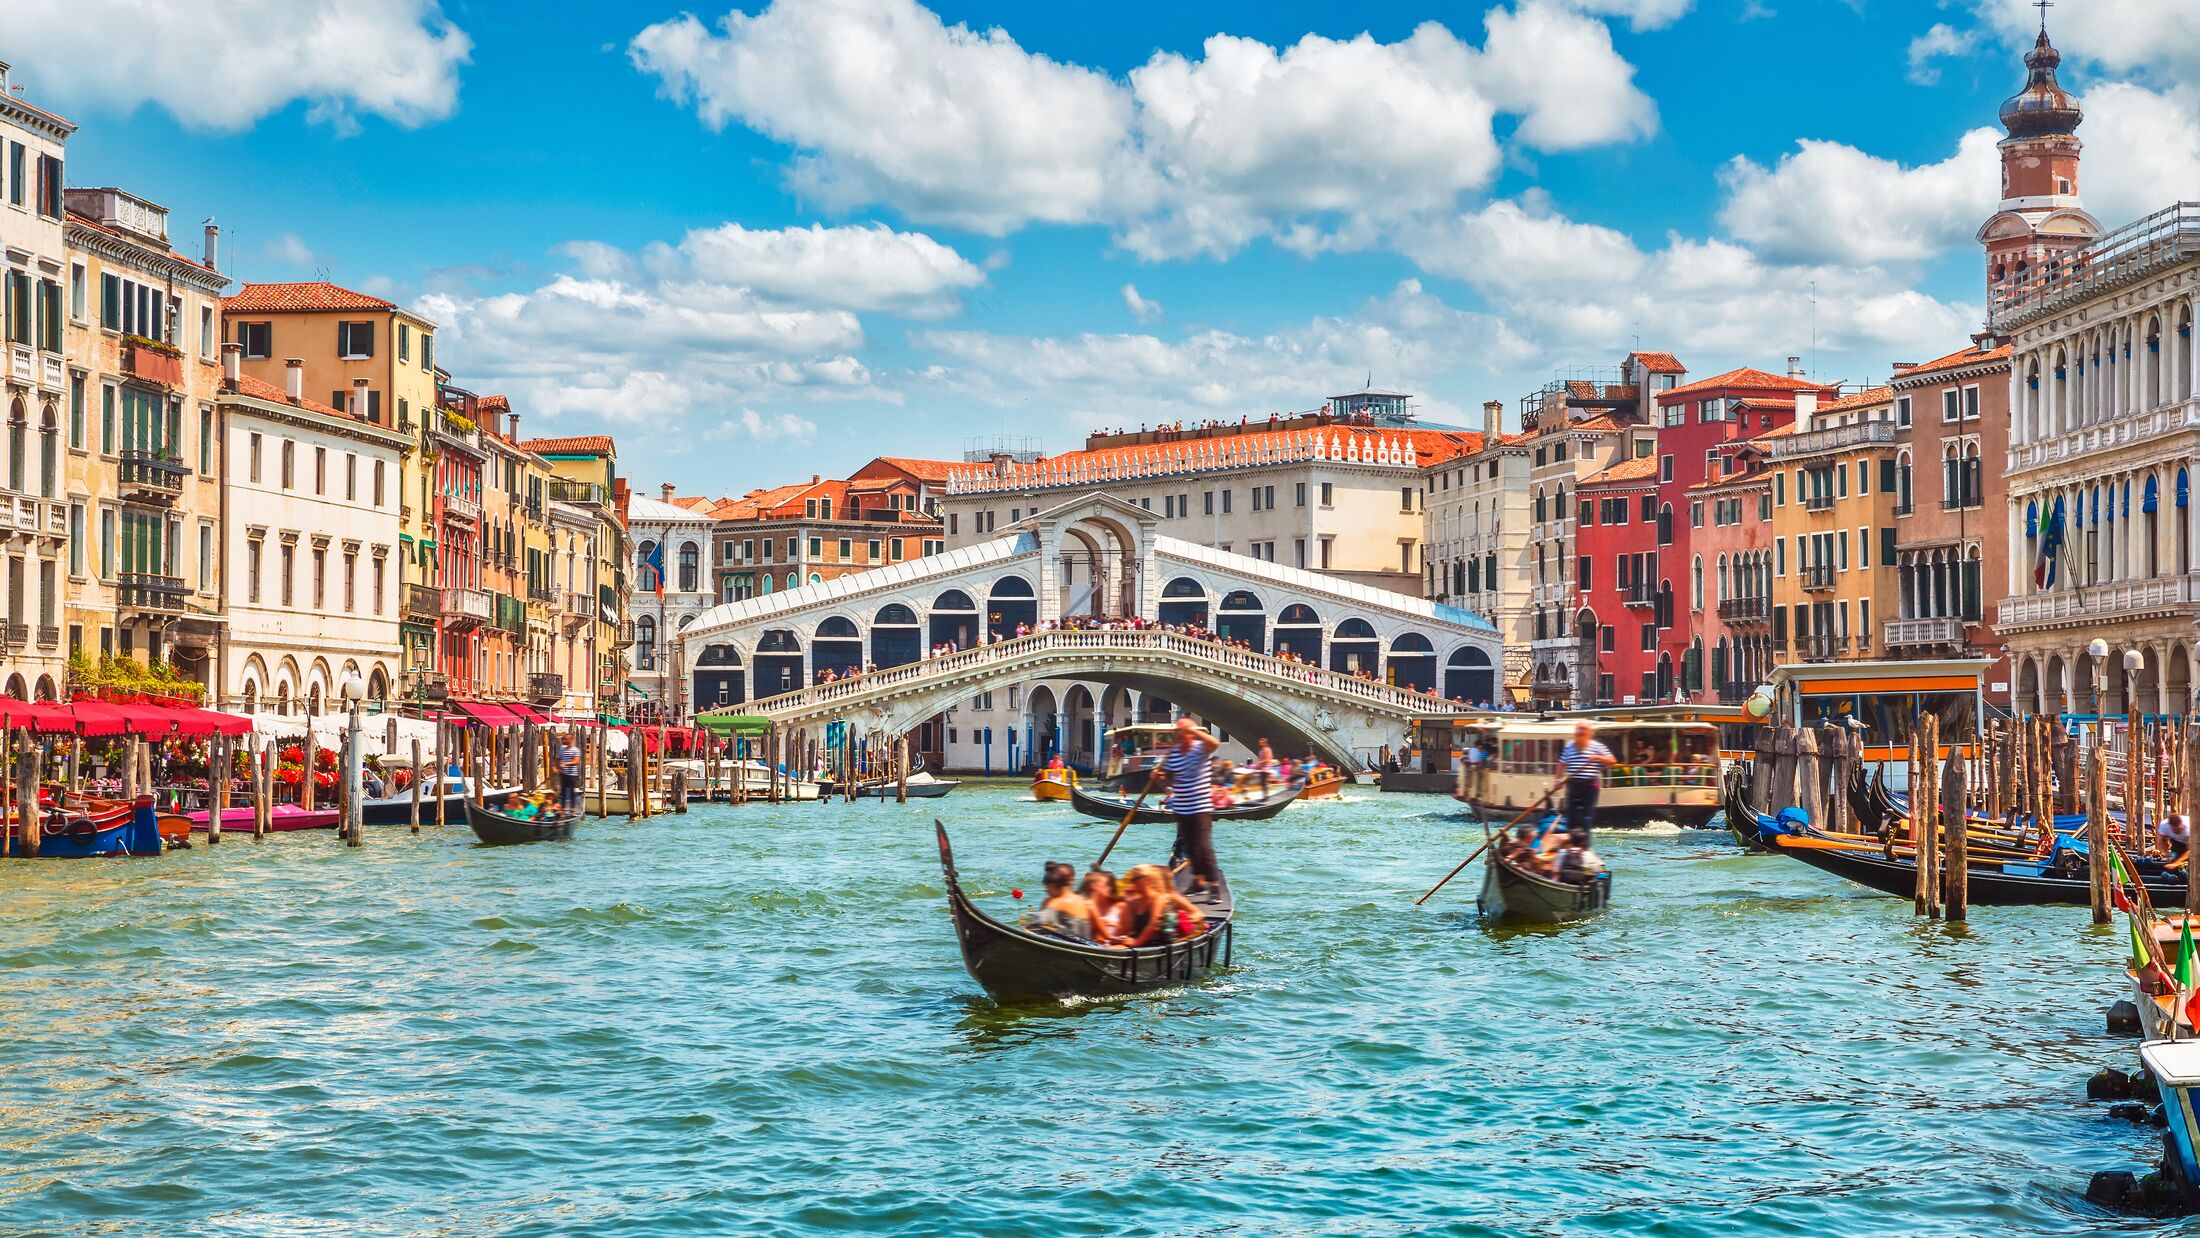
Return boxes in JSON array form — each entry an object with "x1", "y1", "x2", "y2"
[
  {"x1": 3, "y1": 796, "x2": 162, "y2": 858},
  {"x1": 185, "y1": 803, "x2": 340, "y2": 833},
  {"x1": 1297, "y1": 768, "x2": 1349, "y2": 799},
  {"x1": 935, "y1": 820, "x2": 1233, "y2": 1000},
  {"x1": 1030, "y1": 767, "x2": 1078, "y2": 801},
  {"x1": 1066, "y1": 781, "x2": 1299, "y2": 824},
  {"x1": 1478, "y1": 843, "x2": 1610, "y2": 924},
  {"x1": 856, "y1": 770, "x2": 960, "y2": 799},
  {"x1": 461, "y1": 797, "x2": 576, "y2": 845},
  {"x1": 1761, "y1": 828, "x2": 2185, "y2": 906}
]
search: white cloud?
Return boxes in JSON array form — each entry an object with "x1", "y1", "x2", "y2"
[
  {"x1": 4, "y1": 0, "x2": 469, "y2": 131},
  {"x1": 712, "y1": 409, "x2": 822, "y2": 443},
  {"x1": 1972, "y1": 0, "x2": 2200, "y2": 82},
  {"x1": 1121, "y1": 284, "x2": 1164, "y2": 324},
  {"x1": 633, "y1": 0, "x2": 1657, "y2": 258},
  {"x1": 1907, "y1": 22, "x2": 1972, "y2": 85},
  {"x1": 266, "y1": 231, "x2": 319, "y2": 268},
  {"x1": 2075, "y1": 83, "x2": 2200, "y2": 230},
  {"x1": 1715, "y1": 128, "x2": 2000, "y2": 265},
  {"x1": 669, "y1": 222, "x2": 985, "y2": 318},
  {"x1": 1564, "y1": 0, "x2": 1693, "y2": 32}
]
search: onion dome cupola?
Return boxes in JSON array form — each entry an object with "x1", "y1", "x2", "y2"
[{"x1": 1999, "y1": 29, "x2": 2083, "y2": 139}]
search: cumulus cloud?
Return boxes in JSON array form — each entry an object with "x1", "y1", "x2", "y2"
[
  {"x1": 1972, "y1": 0, "x2": 2200, "y2": 82},
  {"x1": 4, "y1": 0, "x2": 470, "y2": 131},
  {"x1": 669, "y1": 222, "x2": 985, "y2": 318},
  {"x1": 633, "y1": 0, "x2": 1657, "y2": 258},
  {"x1": 2075, "y1": 83, "x2": 2200, "y2": 230},
  {"x1": 1564, "y1": 0, "x2": 1694, "y2": 32},
  {"x1": 1907, "y1": 22, "x2": 1972, "y2": 85},
  {"x1": 1121, "y1": 284, "x2": 1164, "y2": 324},
  {"x1": 265, "y1": 231, "x2": 320, "y2": 268},
  {"x1": 1715, "y1": 128, "x2": 2000, "y2": 265}
]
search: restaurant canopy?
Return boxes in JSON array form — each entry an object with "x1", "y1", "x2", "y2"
[
  {"x1": 447, "y1": 700, "x2": 521, "y2": 727},
  {"x1": 0, "y1": 698, "x2": 254, "y2": 738}
]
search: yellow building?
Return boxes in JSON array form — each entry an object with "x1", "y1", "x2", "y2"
[
  {"x1": 524, "y1": 434, "x2": 626, "y2": 718},
  {"x1": 1764, "y1": 387, "x2": 1899, "y2": 665},
  {"x1": 223, "y1": 281, "x2": 442, "y2": 689},
  {"x1": 63, "y1": 188, "x2": 229, "y2": 692}
]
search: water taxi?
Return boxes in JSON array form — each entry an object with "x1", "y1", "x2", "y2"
[
  {"x1": 1452, "y1": 718, "x2": 1723, "y2": 828},
  {"x1": 1030, "y1": 766, "x2": 1079, "y2": 801}
]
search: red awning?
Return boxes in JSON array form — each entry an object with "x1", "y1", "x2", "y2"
[
  {"x1": 64, "y1": 700, "x2": 134, "y2": 737},
  {"x1": 168, "y1": 707, "x2": 254, "y2": 738},
  {"x1": 504, "y1": 703, "x2": 549, "y2": 724},
  {"x1": 450, "y1": 700, "x2": 521, "y2": 727},
  {"x1": 0, "y1": 698, "x2": 79, "y2": 735}
]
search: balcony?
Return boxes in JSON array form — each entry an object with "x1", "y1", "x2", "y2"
[
  {"x1": 617, "y1": 619, "x2": 636, "y2": 648},
  {"x1": 1622, "y1": 583, "x2": 1657, "y2": 608},
  {"x1": 1716, "y1": 596, "x2": 1768, "y2": 625},
  {"x1": 1989, "y1": 202, "x2": 2200, "y2": 331},
  {"x1": 1939, "y1": 495, "x2": 1981, "y2": 512},
  {"x1": 404, "y1": 582, "x2": 440, "y2": 621},
  {"x1": 1716, "y1": 683, "x2": 1753, "y2": 706},
  {"x1": 36, "y1": 624, "x2": 58, "y2": 648},
  {"x1": 0, "y1": 495, "x2": 67, "y2": 539},
  {"x1": 1769, "y1": 419, "x2": 1895, "y2": 460},
  {"x1": 1804, "y1": 493, "x2": 1836, "y2": 512},
  {"x1": 548, "y1": 480, "x2": 609, "y2": 507},
  {"x1": 1801, "y1": 565, "x2": 1837, "y2": 593},
  {"x1": 117, "y1": 572, "x2": 187, "y2": 614},
  {"x1": 1893, "y1": 501, "x2": 1914, "y2": 517},
  {"x1": 1997, "y1": 573, "x2": 2200, "y2": 632},
  {"x1": 527, "y1": 579, "x2": 556, "y2": 603},
  {"x1": 1886, "y1": 615, "x2": 1965, "y2": 648},
  {"x1": 119, "y1": 450, "x2": 187, "y2": 502},
  {"x1": 442, "y1": 586, "x2": 492, "y2": 630},
  {"x1": 430, "y1": 410, "x2": 482, "y2": 454},
  {"x1": 123, "y1": 337, "x2": 185, "y2": 388},
  {"x1": 1800, "y1": 634, "x2": 1850, "y2": 662},
  {"x1": 563, "y1": 591, "x2": 596, "y2": 629},
  {"x1": 441, "y1": 490, "x2": 482, "y2": 525},
  {"x1": 2009, "y1": 398, "x2": 2200, "y2": 473},
  {"x1": 528, "y1": 672, "x2": 564, "y2": 705}
]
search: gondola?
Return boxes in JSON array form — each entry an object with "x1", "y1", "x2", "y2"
[
  {"x1": 1478, "y1": 843, "x2": 1610, "y2": 924},
  {"x1": 359, "y1": 778, "x2": 514, "y2": 826},
  {"x1": 461, "y1": 797, "x2": 576, "y2": 845},
  {"x1": 1066, "y1": 780, "x2": 1299, "y2": 825},
  {"x1": 935, "y1": 820, "x2": 1233, "y2": 1000},
  {"x1": 1725, "y1": 767, "x2": 1773, "y2": 852}
]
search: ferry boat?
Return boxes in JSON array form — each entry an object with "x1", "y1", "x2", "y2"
[{"x1": 1452, "y1": 718, "x2": 1723, "y2": 829}]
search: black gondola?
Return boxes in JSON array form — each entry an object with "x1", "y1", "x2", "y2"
[
  {"x1": 1478, "y1": 843, "x2": 1610, "y2": 923},
  {"x1": 1725, "y1": 767, "x2": 1771, "y2": 852},
  {"x1": 935, "y1": 820, "x2": 1233, "y2": 1000},
  {"x1": 461, "y1": 797, "x2": 576, "y2": 845},
  {"x1": 1761, "y1": 832, "x2": 2187, "y2": 906},
  {"x1": 1066, "y1": 781, "x2": 1298, "y2": 824}
]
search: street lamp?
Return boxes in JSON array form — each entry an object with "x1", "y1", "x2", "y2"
[{"x1": 339, "y1": 671, "x2": 367, "y2": 846}]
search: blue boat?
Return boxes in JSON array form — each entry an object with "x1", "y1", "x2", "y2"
[
  {"x1": 3, "y1": 796, "x2": 163, "y2": 858},
  {"x1": 2140, "y1": 1040, "x2": 2200, "y2": 1200}
]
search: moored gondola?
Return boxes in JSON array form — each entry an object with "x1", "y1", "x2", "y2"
[
  {"x1": 1725, "y1": 767, "x2": 1772, "y2": 852},
  {"x1": 935, "y1": 820, "x2": 1233, "y2": 1000},
  {"x1": 1066, "y1": 780, "x2": 1298, "y2": 824},
  {"x1": 461, "y1": 797, "x2": 576, "y2": 845},
  {"x1": 1760, "y1": 825, "x2": 2185, "y2": 906},
  {"x1": 1478, "y1": 843, "x2": 1610, "y2": 924}
]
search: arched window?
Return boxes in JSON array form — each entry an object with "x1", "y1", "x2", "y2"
[
  {"x1": 1941, "y1": 443, "x2": 1959, "y2": 508},
  {"x1": 1962, "y1": 442, "x2": 1983, "y2": 509},
  {"x1": 1896, "y1": 450, "x2": 1912, "y2": 513},
  {"x1": 635, "y1": 615, "x2": 657, "y2": 669},
  {"x1": 38, "y1": 405, "x2": 55, "y2": 498},
  {"x1": 636, "y1": 540, "x2": 660, "y2": 591},
  {"x1": 677, "y1": 541, "x2": 700, "y2": 592},
  {"x1": 1690, "y1": 555, "x2": 1703, "y2": 612},
  {"x1": 1716, "y1": 553, "x2": 1729, "y2": 603},
  {"x1": 4, "y1": 398, "x2": 20, "y2": 494}
]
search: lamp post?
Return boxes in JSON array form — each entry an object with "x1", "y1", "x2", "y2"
[
  {"x1": 2087, "y1": 637, "x2": 2110, "y2": 753},
  {"x1": 339, "y1": 670, "x2": 367, "y2": 846}
]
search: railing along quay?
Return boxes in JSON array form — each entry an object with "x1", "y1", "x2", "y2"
[{"x1": 728, "y1": 628, "x2": 1451, "y2": 719}]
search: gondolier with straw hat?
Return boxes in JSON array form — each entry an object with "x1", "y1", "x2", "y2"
[{"x1": 1552, "y1": 720, "x2": 1616, "y2": 841}]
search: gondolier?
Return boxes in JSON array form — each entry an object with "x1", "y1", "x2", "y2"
[
  {"x1": 1154, "y1": 717, "x2": 1223, "y2": 892},
  {"x1": 1552, "y1": 721, "x2": 1616, "y2": 840}
]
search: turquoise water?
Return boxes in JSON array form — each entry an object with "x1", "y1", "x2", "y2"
[{"x1": 0, "y1": 784, "x2": 2182, "y2": 1236}]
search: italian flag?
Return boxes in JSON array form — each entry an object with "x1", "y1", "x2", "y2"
[{"x1": 2182, "y1": 918, "x2": 2200, "y2": 1031}]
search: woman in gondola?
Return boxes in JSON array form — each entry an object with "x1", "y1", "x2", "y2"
[
  {"x1": 1118, "y1": 864, "x2": 1208, "y2": 948},
  {"x1": 1032, "y1": 861, "x2": 1108, "y2": 943},
  {"x1": 1081, "y1": 869, "x2": 1127, "y2": 942}
]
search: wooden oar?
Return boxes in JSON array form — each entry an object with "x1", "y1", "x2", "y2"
[
  {"x1": 1414, "y1": 787, "x2": 1558, "y2": 906},
  {"x1": 1093, "y1": 772, "x2": 1161, "y2": 871}
]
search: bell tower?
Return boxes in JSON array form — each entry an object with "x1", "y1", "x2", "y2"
[{"x1": 1978, "y1": 12, "x2": 2102, "y2": 306}]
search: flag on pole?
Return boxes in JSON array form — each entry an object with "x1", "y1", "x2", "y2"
[
  {"x1": 2178, "y1": 916, "x2": 2195, "y2": 993},
  {"x1": 644, "y1": 541, "x2": 666, "y2": 597},
  {"x1": 2133, "y1": 914, "x2": 2156, "y2": 970},
  {"x1": 2032, "y1": 495, "x2": 2066, "y2": 589}
]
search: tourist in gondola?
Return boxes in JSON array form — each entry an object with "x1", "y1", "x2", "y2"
[
  {"x1": 1152, "y1": 716, "x2": 1223, "y2": 893},
  {"x1": 1032, "y1": 861, "x2": 1107, "y2": 944},
  {"x1": 1118, "y1": 864, "x2": 1208, "y2": 947},
  {"x1": 1551, "y1": 830, "x2": 1604, "y2": 885},
  {"x1": 1552, "y1": 721, "x2": 1616, "y2": 839},
  {"x1": 1080, "y1": 869, "x2": 1127, "y2": 942}
]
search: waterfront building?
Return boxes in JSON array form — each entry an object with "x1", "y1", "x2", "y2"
[
  {"x1": 212, "y1": 347, "x2": 406, "y2": 712},
  {"x1": 1572, "y1": 455, "x2": 1663, "y2": 705},
  {"x1": 524, "y1": 435, "x2": 627, "y2": 718},
  {"x1": 710, "y1": 463, "x2": 948, "y2": 605},
  {"x1": 1887, "y1": 343, "x2": 2012, "y2": 697},
  {"x1": 0, "y1": 66, "x2": 73, "y2": 698},
  {"x1": 626, "y1": 484, "x2": 716, "y2": 716},
  {"x1": 223, "y1": 280, "x2": 443, "y2": 694},
  {"x1": 1687, "y1": 441, "x2": 1775, "y2": 704},
  {"x1": 1421, "y1": 400, "x2": 1532, "y2": 698},
  {"x1": 1986, "y1": 27, "x2": 2200, "y2": 717},
  {"x1": 1764, "y1": 386, "x2": 1899, "y2": 666}
]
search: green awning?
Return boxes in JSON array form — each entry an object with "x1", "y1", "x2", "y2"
[{"x1": 697, "y1": 714, "x2": 774, "y2": 737}]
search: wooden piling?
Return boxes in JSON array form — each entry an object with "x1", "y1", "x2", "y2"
[
  {"x1": 408, "y1": 738, "x2": 423, "y2": 833},
  {"x1": 2089, "y1": 742, "x2": 2111, "y2": 925},
  {"x1": 896, "y1": 737, "x2": 909, "y2": 804},
  {"x1": 254, "y1": 743, "x2": 271, "y2": 840},
  {"x1": 1942, "y1": 736, "x2": 1968, "y2": 922},
  {"x1": 672, "y1": 767, "x2": 689, "y2": 813},
  {"x1": 300, "y1": 717, "x2": 316, "y2": 816},
  {"x1": 209, "y1": 736, "x2": 227, "y2": 845}
]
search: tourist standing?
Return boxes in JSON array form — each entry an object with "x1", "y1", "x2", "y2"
[
  {"x1": 556, "y1": 733, "x2": 583, "y2": 815},
  {"x1": 1551, "y1": 721, "x2": 1615, "y2": 839}
]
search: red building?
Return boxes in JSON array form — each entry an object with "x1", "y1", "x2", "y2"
[
  {"x1": 1573, "y1": 456, "x2": 1663, "y2": 705},
  {"x1": 1650, "y1": 366, "x2": 1834, "y2": 699}
]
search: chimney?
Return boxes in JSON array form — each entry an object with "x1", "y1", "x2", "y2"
[
  {"x1": 203, "y1": 219, "x2": 220, "y2": 272},
  {"x1": 284, "y1": 358, "x2": 304, "y2": 403},
  {"x1": 508, "y1": 411, "x2": 520, "y2": 440},
  {"x1": 1482, "y1": 399, "x2": 1503, "y2": 445},
  {"x1": 220, "y1": 341, "x2": 241, "y2": 389},
  {"x1": 661, "y1": 483, "x2": 675, "y2": 503},
  {"x1": 352, "y1": 377, "x2": 370, "y2": 421},
  {"x1": 1786, "y1": 355, "x2": 1804, "y2": 379},
  {"x1": 1794, "y1": 389, "x2": 1818, "y2": 430}
]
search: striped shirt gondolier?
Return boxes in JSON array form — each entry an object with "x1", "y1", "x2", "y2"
[
  {"x1": 1161, "y1": 743, "x2": 1215, "y2": 814},
  {"x1": 1560, "y1": 741, "x2": 1613, "y2": 783}
]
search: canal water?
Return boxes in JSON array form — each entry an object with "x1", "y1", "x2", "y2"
[{"x1": 0, "y1": 785, "x2": 2180, "y2": 1236}]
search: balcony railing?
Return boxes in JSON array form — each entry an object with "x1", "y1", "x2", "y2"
[
  {"x1": 117, "y1": 572, "x2": 187, "y2": 614},
  {"x1": 549, "y1": 480, "x2": 609, "y2": 506},
  {"x1": 1622, "y1": 584, "x2": 1656, "y2": 608},
  {"x1": 1885, "y1": 615, "x2": 1965, "y2": 648},
  {"x1": 36, "y1": 624, "x2": 58, "y2": 648},
  {"x1": 1893, "y1": 501, "x2": 1914, "y2": 517},
  {"x1": 564, "y1": 591, "x2": 596, "y2": 627},
  {"x1": 403, "y1": 582, "x2": 440, "y2": 620},
  {"x1": 1988, "y1": 201, "x2": 2200, "y2": 330},
  {"x1": 1997, "y1": 573, "x2": 2200, "y2": 630},
  {"x1": 441, "y1": 491, "x2": 482, "y2": 524},
  {"x1": 2010, "y1": 398, "x2": 2200, "y2": 473},
  {"x1": 0, "y1": 495, "x2": 67, "y2": 538},
  {"x1": 1770, "y1": 419, "x2": 1895, "y2": 459},
  {"x1": 1716, "y1": 596, "x2": 1768, "y2": 624},
  {"x1": 0, "y1": 622, "x2": 26, "y2": 647},
  {"x1": 1799, "y1": 634, "x2": 1850, "y2": 662},
  {"x1": 431, "y1": 411, "x2": 481, "y2": 453},
  {"x1": 527, "y1": 580, "x2": 556, "y2": 603},
  {"x1": 1801, "y1": 565, "x2": 1836, "y2": 592},
  {"x1": 119, "y1": 450, "x2": 187, "y2": 500},
  {"x1": 1804, "y1": 493, "x2": 1836, "y2": 512},
  {"x1": 527, "y1": 672, "x2": 564, "y2": 705},
  {"x1": 123, "y1": 338, "x2": 184, "y2": 387},
  {"x1": 441, "y1": 586, "x2": 492, "y2": 630},
  {"x1": 1716, "y1": 684, "x2": 1753, "y2": 706}
]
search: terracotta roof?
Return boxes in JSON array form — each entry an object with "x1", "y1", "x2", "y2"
[
  {"x1": 227, "y1": 373, "x2": 350, "y2": 420},
  {"x1": 1630, "y1": 351, "x2": 1686, "y2": 374},
  {"x1": 1893, "y1": 344, "x2": 2014, "y2": 378},
  {"x1": 1565, "y1": 380, "x2": 1599, "y2": 399},
  {"x1": 957, "y1": 426, "x2": 1481, "y2": 491},
  {"x1": 1500, "y1": 430, "x2": 1539, "y2": 447},
  {"x1": 671, "y1": 496, "x2": 716, "y2": 512},
  {"x1": 1727, "y1": 396, "x2": 1797, "y2": 410},
  {"x1": 521, "y1": 435, "x2": 615, "y2": 455},
  {"x1": 1564, "y1": 415, "x2": 1629, "y2": 433},
  {"x1": 226, "y1": 281, "x2": 397, "y2": 313},
  {"x1": 1580, "y1": 456, "x2": 1660, "y2": 486},
  {"x1": 863, "y1": 456, "x2": 963, "y2": 484},
  {"x1": 1686, "y1": 470, "x2": 1769, "y2": 494},
  {"x1": 1662, "y1": 367, "x2": 1833, "y2": 398},
  {"x1": 1747, "y1": 423, "x2": 1799, "y2": 441},
  {"x1": 478, "y1": 395, "x2": 511, "y2": 416},
  {"x1": 1816, "y1": 386, "x2": 1894, "y2": 414}
]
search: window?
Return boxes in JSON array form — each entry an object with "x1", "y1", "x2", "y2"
[
  {"x1": 1223, "y1": 489, "x2": 1234, "y2": 514},
  {"x1": 373, "y1": 556, "x2": 386, "y2": 614},
  {"x1": 398, "y1": 322, "x2": 411, "y2": 363},
  {"x1": 280, "y1": 543, "x2": 295, "y2": 606},
  {"x1": 1399, "y1": 486, "x2": 1414, "y2": 511},
  {"x1": 34, "y1": 155, "x2": 60, "y2": 219},
  {"x1": 67, "y1": 262, "x2": 85, "y2": 322},
  {"x1": 1962, "y1": 385, "x2": 1981, "y2": 420},
  {"x1": 373, "y1": 459, "x2": 385, "y2": 506},
  {"x1": 310, "y1": 547, "x2": 326, "y2": 609},
  {"x1": 249, "y1": 432, "x2": 263, "y2": 483},
  {"x1": 4, "y1": 142, "x2": 19, "y2": 207},
  {"x1": 343, "y1": 550, "x2": 356, "y2": 612},
  {"x1": 199, "y1": 305, "x2": 215, "y2": 359},
  {"x1": 67, "y1": 373, "x2": 83, "y2": 450},
  {"x1": 337, "y1": 321, "x2": 374, "y2": 359},
  {"x1": 67, "y1": 502, "x2": 82, "y2": 576},
  {"x1": 837, "y1": 537, "x2": 852, "y2": 559},
  {"x1": 99, "y1": 506, "x2": 114, "y2": 579},
  {"x1": 1251, "y1": 488, "x2": 1263, "y2": 512},
  {"x1": 96, "y1": 273, "x2": 168, "y2": 341},
  {"x1": 1895, "y1": 396, "x2": 1912, "y2": 428},
  {"x1": 807, "y1": 536, "x2": 822, "y2": 557},
  {"x1": 1941, "y1": 389, "x2": 1960, "y2": 423},
  {"x1": 1320, "y1": 482, "x2": 1333, "y2": 506},
  {"x1": 197, "y1": 406, "x2": 214, "y2": 474},
  {"x1": 247, "y1": 540, "x2": 263, "y2": 602},
  {"x1": 314, "y1": 446, "x2": 326, "y2": 494},
  {"x1": 236, "y1": 321, "x2": 272, "y2": 359},
  {"x1": 280, "y1": 440, "x2": 294, "y2": 489},
  {"x1": 1659, "y1": 455, "x2": 1673, "y2": 483}
]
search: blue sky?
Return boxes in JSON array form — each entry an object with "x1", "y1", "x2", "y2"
[{"x1": 13, "y1": 0, "x2": 2200, "y2": 494}]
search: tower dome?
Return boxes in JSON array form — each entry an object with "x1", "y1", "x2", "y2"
[{"x1": 1999, "y1": 29, "x2": 2082, "y2": 139}]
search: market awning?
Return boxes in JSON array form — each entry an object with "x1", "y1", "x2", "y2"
[
  {"x1": 63, "y1": 700, "x2": 135, "y2": 737},
  {"x1": 450, "y1": 700, "x2": 521, "y2": 727},
  {"x1": 505, "y1": 703, "x2": 550, "y2": 724},
  {"x1": 0, "y1": 698, "x2": 80, "y2": 735},
  {"x1": 169, "y1": 706, "x2": 255, "y2": 737}
]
